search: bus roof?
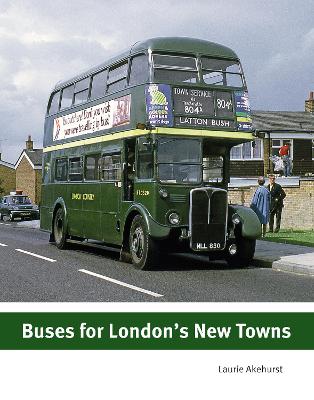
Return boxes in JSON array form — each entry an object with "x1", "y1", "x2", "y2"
[
  {"x1": 53, "y1": 37, "x2": 239, "y2": 91},
  {"x1": 132, "y1": 37, "x2": 238, "y2": 59}
]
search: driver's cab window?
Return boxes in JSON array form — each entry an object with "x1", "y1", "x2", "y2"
[
  {"x1": 202, "y1": 141, "x2": 224, "y2": 183},
  {"x1": 203, "y1": 156, "x2": 224, "y2": 183}
]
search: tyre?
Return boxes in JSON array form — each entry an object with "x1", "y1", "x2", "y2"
[
  {"x1": 52, "y1": 207, "x2": 68, "y2": 249},
  {"x1": 9, "y1": 213, "x2": 14, "y2": 222},
  {"x1": 129, "y1": 215, "x2": 159, "y2": 270},
  {"x1": 225, "y1": 236, "x2": 256, "y2": 268},
  {"x1": 0, "y1": 213, "x2": 2, "y2": 221}
]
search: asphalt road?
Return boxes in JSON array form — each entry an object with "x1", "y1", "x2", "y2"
[{"x1": 0, "y1": 221, "x2": 314, "y2": 302}]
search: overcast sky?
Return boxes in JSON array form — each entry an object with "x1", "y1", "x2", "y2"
[{"x1": 1, "y1": 0, "x2": 314, "y2": 163}]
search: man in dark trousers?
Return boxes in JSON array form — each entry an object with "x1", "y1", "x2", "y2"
[{"x1": 267, "y1": 174, "x2": 286, "y2": 233}]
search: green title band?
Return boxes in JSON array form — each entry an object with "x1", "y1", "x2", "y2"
[{"x1": 0, "y1": 312, "x2": 313, "y2": 350}]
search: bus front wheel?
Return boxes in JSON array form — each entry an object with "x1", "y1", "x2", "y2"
[
  {"x1": 52, "y1": 208, "x2": 68, "y2": 249},
  {"x1": 129, "y1": 215, "x2": 158, "y2": 270}
]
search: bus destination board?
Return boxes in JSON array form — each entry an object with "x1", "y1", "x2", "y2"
[
  {"x1": 174, "y1": 116, "x2": 236, "y2": 129},
  {"x1": 173, "y1": 87, "x2": 235, "y2": 129},
  {"x1": 172, "y1": 88, "x2": 215, "y2": 116}
]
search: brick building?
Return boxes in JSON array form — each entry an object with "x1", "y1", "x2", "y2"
[
  {"x1": 228, "y1": 179, "x2": 314, "y2": 230},
  {"x1": 0, "y1": 155, "x2": 16, "y2": 196},
  {"x1": 230, "y1": 92, "x2": 314, "y2": 177},
  {"x1": 15, "y1": 136, "x2": 43, "y2": 205}
]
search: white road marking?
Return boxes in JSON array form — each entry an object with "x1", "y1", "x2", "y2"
[
  {"x1": 0, "y1": 242, "x2": 8, "y2": 247},
  {"x1": 79, "y1": 269, "x2": 164, "y2": 298},
  {"x1": 15, "y1": 249, "x2": 57, "y2": 263}
]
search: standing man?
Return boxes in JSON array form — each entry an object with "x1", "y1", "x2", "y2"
[
  {"x1": 250, "y1": 177, "x2": 270, "y2": 238},
  {"x1": 267, "y1": 174, "x2": 286, "y2": 233},
  {"x1": 279, "y1": 142, "x2": 292, "y2": 177}
]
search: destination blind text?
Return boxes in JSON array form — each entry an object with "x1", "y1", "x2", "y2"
[{"x1": 175, "y1": 116, "x2": 235, "y2": 129}]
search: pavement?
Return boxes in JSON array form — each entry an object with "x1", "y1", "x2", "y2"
[
  {"x1": 15, "y1": 219, "x2": 314, "y2": 276},
  {"x1": 254, "y1": 239, "x2": 314, "y2": 276}
]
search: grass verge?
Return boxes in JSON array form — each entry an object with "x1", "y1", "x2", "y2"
[{"x1": 263, "y1": 230, "x2": 314, "y2": 247}]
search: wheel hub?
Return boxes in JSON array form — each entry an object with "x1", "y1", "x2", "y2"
[{"x1": 131, "y1": 227, "x2": 144, "y2": 259}]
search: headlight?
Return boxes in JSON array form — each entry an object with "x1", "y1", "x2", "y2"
[
  {"x1": 228, "y1": 243, "x2": 237, "y2": 255},
  {"x1": 168, "y1": 212, "x2": 180, "y2": 225},
  {"x1": 158, "y1": 188, "x2": 168, "y2": 199},
  {"x1": 232, "y1": 213, "x2": 241, "y2": 225},
  {"x1": 9, "y1": 206, "x2": 19, "y2": 210},
  {"x1": 33, "y1": 205, "x2": 39, "y2": 210}
]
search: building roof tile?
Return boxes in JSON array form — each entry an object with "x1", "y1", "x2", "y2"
[
  {"x1": 24, "y1": 149, "x2": 43, "y2": 166},
  {"x1": 252, "y1": 110, "x2": 314, "y2": 131}
]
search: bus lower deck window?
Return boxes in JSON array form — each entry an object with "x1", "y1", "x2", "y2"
[
  {"x1": 102, "y1": 154, "x2": 121, "y2": 181},
  {"x1": 55, "y1": 158, "x2": 68, "y2": 181},
  {"x1": 69, "y1": 157, "x2": 83, "y2": 181},
  {"x1": 85, "y1": 154, "x2": 101, "y2": 181}
]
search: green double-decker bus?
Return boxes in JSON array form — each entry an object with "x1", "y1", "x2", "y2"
[{"x1": 41, "y1": 37, "x2": 261, "y2": 269}]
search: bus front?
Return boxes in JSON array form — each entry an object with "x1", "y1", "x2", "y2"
[{"x1": 130, "y1": 41, "x2": 261, "y2": 268}]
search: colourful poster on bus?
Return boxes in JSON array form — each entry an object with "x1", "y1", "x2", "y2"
[
  {"x1": 52, "y1": 95, "x2": 131, "y2": 141},
  {"x1": 146, "y1": 84, "x2": 173, "y2": 127}
]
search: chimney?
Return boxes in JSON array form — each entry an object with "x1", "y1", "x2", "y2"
[
  {"x1": 26, "y1": 135, "x2": 34, "y2": 151},
  {"x1": 305, "y1": 91, "x2": 314, "y2": 113}
]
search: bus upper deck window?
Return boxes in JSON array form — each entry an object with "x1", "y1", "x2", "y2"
[
  {"x1": 154, "y1": 69, "x2": 198, "y2": 83},
  {"x1": 48, "y1": 91, "x2": 60, "y2": 115},
  {"x1": 74, "y1": 77, "x2": 90, "y2": 105},
  {"x1": 201, "y1": 58, "x2": 244, "y2": 87},
  {"x1": 153, "y1": 54, "x2": 198, "y2": 84},
  {"x1": 107, "y1": 62, "x2": 128, "y2": 94},
  {"x1": 90, "y1": 70, "x2": 107, "y2": 100},
  {"x1": 129, "y1": 54, "x2": 148, "y2": 86},
  {"x1": 60, "y1": 84, "x2": 74, "y2": 110},
  {"x1": 153, "y1": 54, "x2": 196, "y2": 69}
]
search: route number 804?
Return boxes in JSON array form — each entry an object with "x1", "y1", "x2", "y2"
[{"x1": 216, "y1": 99, "x2": 232, "y2": 109}]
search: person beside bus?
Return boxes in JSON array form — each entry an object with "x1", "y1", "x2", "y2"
[
  {"x1": 279, "y1": 142, "x2": 292, "y2": 177},
  {"x1": 250, "y1": 177, "x2": 270, "y2": 238},
  {"x1": 267, "y1": 174, "x2": 286, "y2": 233}
]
